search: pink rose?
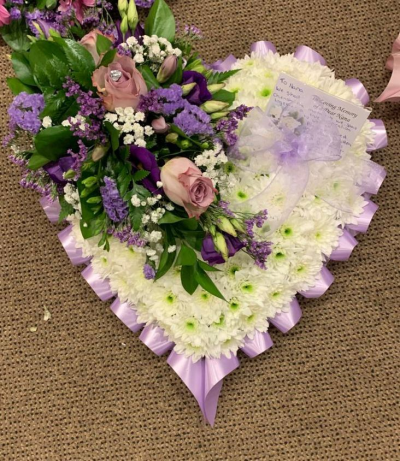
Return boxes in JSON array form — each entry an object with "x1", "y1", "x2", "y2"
[
  {"x1": 58, "y1": 0, "x2": 95, "y2": 24},
  {"x1": 161, "y1": 157, "x2": 216, "y2": 219},
  {"x1": 0, "y1": 0, "x2": 10, "y2": 27},
  {"x1": 92, "y1": 55, "x2": 147, "y2": 111},
  {"x1": 80, "y1": 30, "x2": 103, "y2": 66}
]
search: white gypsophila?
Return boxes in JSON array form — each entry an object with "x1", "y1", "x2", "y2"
[
  {"x1": 105, "y1": 108, "x2": 154, "y2": 147},
  {"x1": 64, "y1": 183, "x2": 81, "y2": 215},
  {"x1": 70, "y1": 52, "x2": 376, "y2": 361},
  {"x1": 42, "y1": 116, "x2": 52, "y2": 128}
]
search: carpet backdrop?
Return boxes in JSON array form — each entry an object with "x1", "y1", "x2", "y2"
[{"x1": 1, "y1": 1, "x2": 399, "y2": 460}]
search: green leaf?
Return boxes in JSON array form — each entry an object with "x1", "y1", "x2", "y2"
[
  {"x1": 54, "y1": 38, "x2": 95, "y2": 88},
  {"x1": 41, "y1": 90, "x2": 79, "y2": 124},
  {"x1": 181, "y1": 265, "x2": 199, "y2": 295},
  {"x1": 177, "y1": 218, "x2": 199, "y2": 231},
  {"x1": 139, "y1": 64, "x2": 160, "y2": 90},
  {"x1": 208, "y1": 69, "x2": 241, "y2": 85},
  {"x1": 28, "y1": 152, "x2": 51, "y2": 170},
  {"x1": 29, "y1": 40, "x2": 69, "y2": 90},
  {"x1": 104, "y1": 121, "x2": 120, "y2": 151},
  {"x1": 11, "y1": 52, "x2": 36, "y2": 86},
  {"x1": 1, "y1": 21, "x2": 31, "y2": 52},
  {"x1": 175, "y1": 244, "x2": 197, "y2": 266},
  {"x1": 96, "y1": 34, "x2": 112, "y2": 55},
  {"x1": 34, "y1": 125, "x2": 78, "y2": 161},
  {"x1": 99, "y1": 48, "x2": 117, "y2": 67},
  {"x1": 70, "y1": 26, "x2": 86, "y2": 39},
  {"x1": 158, "y1": 211, "x2": 187, "y2": 225},
  {"x1": 133, "y1": 169, "x2": 150, "y2": 182},
  {"x1": 6, "y1": 77, "x2": 36, "y2": 95},
  {"x1": 194, "y1": 265, "x2": 226, "y2": 301},
  {"x1": 46, "y1": 0, "x2": 57, "y2": 7},
  {"x1": 212, "y1": 89, "x2": 235, "y2": 105},
  {"x1": 198, "y1": 260, "x2": 221, "y2": 272},
  {"x1": 58, "y1": 195, "x2": 74, "y2": 223},
  {"x1": 169, "y1": 124, "x2": 204, "y2": 148},
  {"x1": 155, "y1": 230, "x2": 176, "y2": 280},
  {"x1": 145, "y1": 0, "x2": 176, "y2": 43}
]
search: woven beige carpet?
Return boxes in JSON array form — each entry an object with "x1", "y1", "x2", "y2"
[{"x1": 1, "y1": 1, "x2": 399, "y2": 459}]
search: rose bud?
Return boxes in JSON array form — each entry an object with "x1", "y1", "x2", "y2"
[
  {"x1": 160, "y1": 157, "x2": 217, "y2": 219},
  {"x1": 92, "y1": 144, "x2": 109, "y2": 161},
  {"x1": 157, "y1": 55, "x2": 178, "y2": 83},
  {"x1": 80, "y1": 30, "x2": 104, "y2": 66},
  {"x1": 151, "y1": 116, "x2": 169, "y2": 134}
]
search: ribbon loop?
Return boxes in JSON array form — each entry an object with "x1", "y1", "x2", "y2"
[
  {"x1": 58, "y1": 225, "x2": 91, "y2": 266},
  {"x1": 299, "y1": 266, "x2": 334, "y2": 298},
  {"x1": 250, "y1": 40, "x2": 277, "y2": 55},
  {"x1": 110, "y1": 298, "x2": 144, "y2": 333},
  {"x1": 241, "y1": 331, "x2": 273, "y2": 357},
  {"x1": 294, "y1": 45, "x2": 326, "y2": 65},
  {"x1": 367, "y1": 119, "x2": 388, "y2": 151},
  {"x1": 345, "y1": 78, "x2": 370, "y2": 105},
  {"x1": 139, "y1": 325, "x2": 174, "y2": 356},
  {"x1": 39, "y1": 196, "x2": 61, "y2": 223},
  {"x1": 330, "y1": 229, "x2": 358, "y2": 261},
  {"x1": 269, "y1": 298, "x2": 302, "y2": 333},
  {"x1": 210, "y1": 54, "x2": 236, "y2": 72},
  {"x1": 81, "y1": 265, "x2": 114, "y2": 301},
  {"x1": 347, "y1": 200, "x2": 378, "y2": 233}
]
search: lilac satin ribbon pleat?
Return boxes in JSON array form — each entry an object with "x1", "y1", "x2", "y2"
[
  {"x1": 250, "y1": 40, "x2": 277, "y2": 55},
  {"x1": 240, "y1": 330, "x2": 273, "y2": 357},
  {"x1": 367, "y1": 119, "x2": 388, "y2": 151},
  {"x1": 347, "y1": 200, "x2": 378, "y2": 233},
  {"x1": 81, "y1": 264, "x2": 114, "y2": 301},
  {"x1": 330, "y1": 229, "x2": 358, "y2": 261},
  {"x1": 58, "y1": 225, "x2": 91, "y2": 266},
  {"x1": 299, "y1": 266, "x2": 334, "y2": 298},
  {"x1": 39, "y1": 196, "x2": 61, "y2": 223},
  {"x1": 210, "y1": 54, "x2": 237, "y2": 72},
  {"x1": 139, "y1": 324, "x2": 174, "y2": 356},
  {"x1": 110, "y1": 297, "x2": 144, "y2": 333},
  {"x1": 269, "y1": 298, "x2": 302, "y2": 333},
  {"x1": 345, "y1": 78, "x2": 370, "y2": 105},
  {"x1": 167, "y1": 352, "x2": 239, "y2": 426},
  {"x1": 293, "y1": 45, "x2": 326, "y2": 65}
]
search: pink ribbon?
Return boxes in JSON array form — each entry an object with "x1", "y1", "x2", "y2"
[
  {"x1": 240, "y1": 330, "x2": 273, "y2": 357},
  {"x1": 269, "y1": 298, "x2": 302, "y2": 333},
  {"x1": 299, "y1": 266, "x2": 334, "y2": 298},
  {"x1": 293, "y1": 45, "x2": 326, "y2": 65},
  {"x1": 376, "y1": 32, "x2": 400, "y2": 102},
  {"x1": 81, "y1": 264, "x2": 114, "y2": 301},
  {"x1": 250, "y1": 40, "x2": 277, "y2": 55},
  {"x1": 367, "y1": 119, "x2": 388, "y2": 151},
  {"x1": 345, "y1": 78, "x2": 370, "y2": 105},
  {"x1": 39, "y1": 196, "x2": 61, "y2": 223},
  {"x1": 139, "y1": 324, "x2": 174, "y2": 356},
  {"x1": 347, "y1": 200, "x2": 378, "y2": 233},
  {"x1": 167, "y1": 351, "x2": 239, "y2": 426},
  {"x1": 330, "y1": 229, "x2": 358, "y2": 261},
  {"x1": 58, "y1": 225, "x2": 91, "y2": 266},
  {"x1": 110, "y1": 297, "x2": 144, "y2": 333}
]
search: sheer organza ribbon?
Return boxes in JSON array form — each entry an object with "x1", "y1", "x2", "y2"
[{"x1": 38, "y1": 40, "x2": 387, "y2": 426}]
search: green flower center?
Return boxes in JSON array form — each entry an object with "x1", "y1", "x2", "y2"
[
  {"x1": 185, "y1": 320, "x2": 197, "y2": 331},
  {"x1": 241, "y1": 283, "x2": 254, "y2": 294},
  {"x1": 201, "y1": 292, "x2": 210, "y2": 301},
  {"x1": 272, "y1": 291, "x2": 281, "y2": 298},
  {"x1": 247, "y1": 314, "x2": 255, "y2": 323},
  {"x1": 229, "y1": 300, "x2": 240, "y2": 311},
  {"x1": 275, "y1": 251, "x2": 285, "y2": 260},
  {"x1": 214, "y1": 315, "x2": 225, "y2": 327},
  {"x1": 236, "y1": 190, "x2": 248, "y2": 200},
  {"x1": 165, "y1": 293, "x2": 176, "y2": 304},
  {"x1": 228, "y1": 265, "x2": 240, "y2": 277},
  {"x1": 282, "y1": 227, "x2": 293, "y2": 237},
  {"x1": 260, "y1": 88, "x2": 271, "y2": 97}
]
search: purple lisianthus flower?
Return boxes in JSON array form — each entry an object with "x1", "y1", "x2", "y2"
[
  {"x1": 201, "y1": 233, "x2": 244, "y2": 265},
  {"x1": 182, "y1": 71, "x2": 212, "y2": 106},
  {"x1": 130, "y1": 146, "x2": 162, "y2": 194},
  {"x1": 115, "y1": 20, "x2": 144, "y2": 46},
  {"x1": 43, "y1": 156, "x2": 74, "y2": 185}
]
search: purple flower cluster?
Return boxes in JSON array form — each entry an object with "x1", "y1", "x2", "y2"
[
  {"x1": 25, "y1": 9, "x2": 70, "y2": 38},
  {"x1": 184, "y1": 24, "x2": 203, "y2": 39},
  {"x1": 244, "y1": 209, "x2": 268, "y2": 238},
  {"x1": 67, "y1": 140, "x2": 88, "y2": 178},
  {"x1": 8, "y1": 92, "x2": 45, "y2": 137},
  {"x1": 245, "y1": 240, "x2": 272, "y2": 270},
  {"x1": 216, "y1": 104, "x2": 252, "y2": 146},
  {"x1": 138, "y1": 84, "x2": 185, "y2": 116},
  {"x1": 143, "y1": 263, "x2": 156, "y2": 280},
  {"x1": 173, "y1": 103, "x2": 213, "y2": 137},
  {"x1": 109, "y1": 226, "x2": 147, "y2": 248},
  {"x1": 100, "y1": 177, "x2": 129, "y2": 223},
  {"x1": 10, "y1": 7, "x2": 22, "y2": 20},
  {"x1": 20, "y1": 169, "x2": 52, "y2": 197},
  {"x1": 135, "y1": 0, "x2": 155, "y2": 7},
  {"x1": 218, "y1": 200, "x2": 235, "y2": 217}
]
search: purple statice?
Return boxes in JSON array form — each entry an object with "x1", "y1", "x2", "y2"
[
  {"x1": 138, "y1": 84, "x2": 185, "y2": 116},
  {"x1": 216, "y1": 104, "x2": 253, "y2": 146},
  {"x1": 173, "y1": 102, "x2": 213, "y2": 137},
  {"x1": 245, "y1": 240, "x2": 272, "y2": 270},
  {"x1": 244, "y1": 209, "x2": 268, "y2": 238},
  {"x1": 218, "y1": 200, "x2": 235, "y2": 217},
  {"x1": 63, "y1": 77, "x2": 105, "y2": 119},
  {"x1": 117, "y1": 44, "x2": 133, "y2": 57},
  {"x1": 10, "y1": 0, "x2": 24, "y2": 4},
  {"x1": 184, "y1": 24, "x2": 203, "y2": 39},
  {"x1": 66, "y1": 140, "x2": 88, "y2": 178},
  {"x1": 25, "y1": 9, "x2": 69, "y2": 38},
  {"x1": 100, "y1": 177, "x2": 129, "y2": 223},
  {"x1": 135, "y1": 0, "x2": 155, "y2": 7},
  {"x1": 20, "y1": 169, "x2": 52, "y2": 197},
  {"x1": 8, "y1": 92, "x2": 45, "y2": 137},
  {"x1": 109, "y1": 225, "x2": 147, "y2": 248},
  {"x1": 10, "y1": 7, "x2": 22, "y2": 20},
  {"x1": 143, "y1": 264, "x2": 156, "y2": 280}
]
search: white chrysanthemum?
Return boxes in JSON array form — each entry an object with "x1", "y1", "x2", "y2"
[{"x1": 70, "y1": 52, "x2": 376, "y2": 360}]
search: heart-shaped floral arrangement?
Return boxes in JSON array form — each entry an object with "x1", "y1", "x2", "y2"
[{"x1": 2, "y1": 0, "x2": 386, "y2": 424}]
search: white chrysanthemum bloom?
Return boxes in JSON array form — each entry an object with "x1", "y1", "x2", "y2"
[{"x1": 71, "y1": 52, "x2": 376, "y2": 360}]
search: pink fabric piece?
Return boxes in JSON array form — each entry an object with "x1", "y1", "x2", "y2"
[{"x1": 376, "y1": 33, "x2": 400, "y2": 102}]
